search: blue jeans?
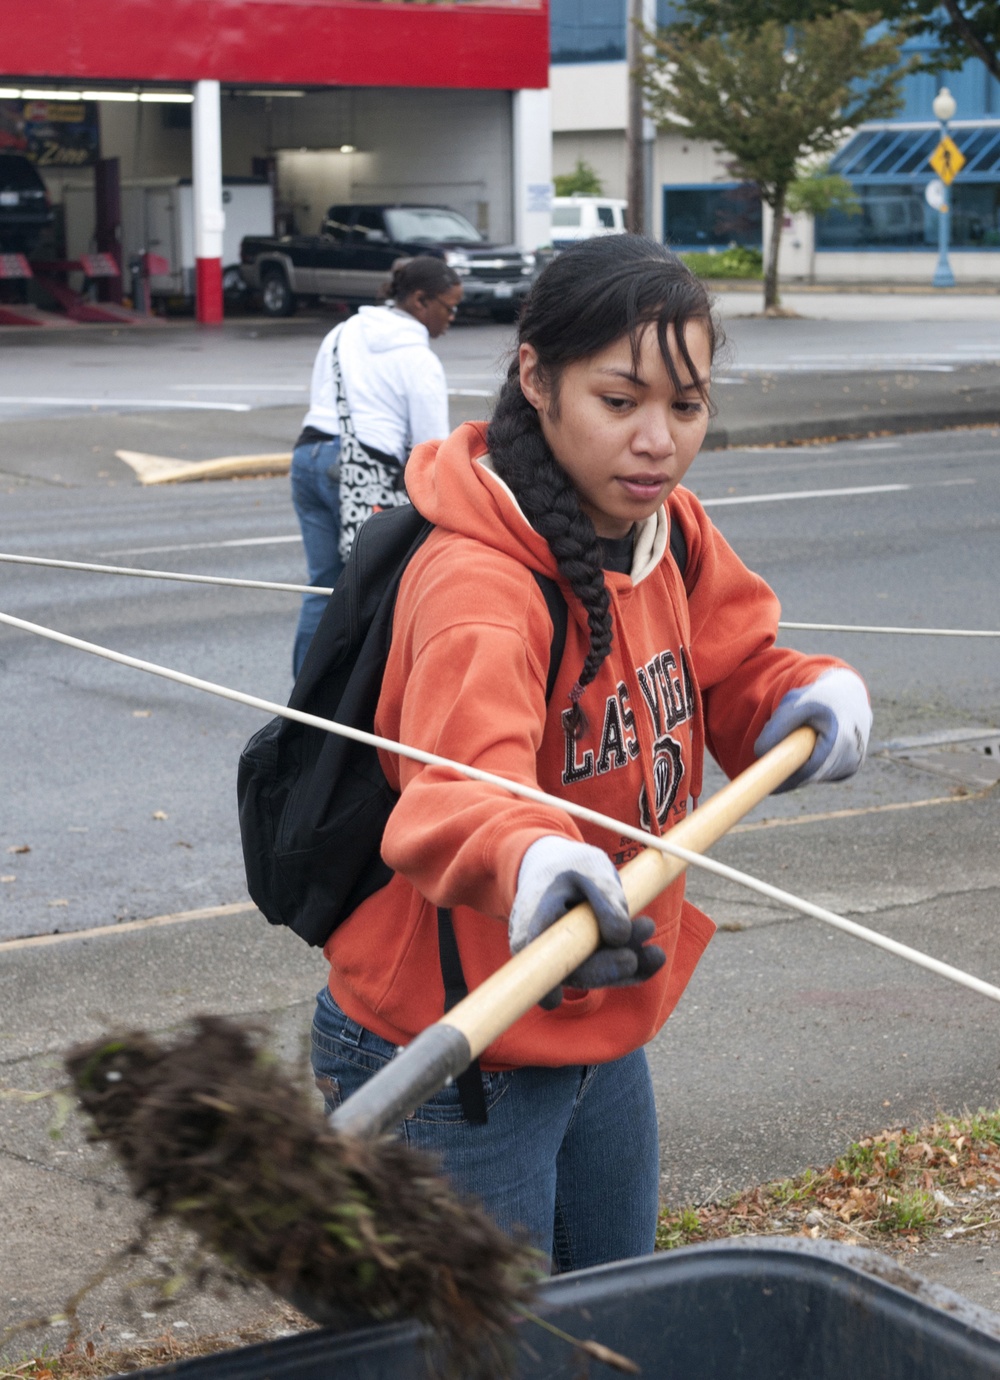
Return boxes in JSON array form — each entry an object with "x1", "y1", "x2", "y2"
[
  {"x1": 290, "y1": 437, "x2": 343, "y2": 677},
  {"x1": 311, "y1": 987, "x2": 660, "y2": 1273}
]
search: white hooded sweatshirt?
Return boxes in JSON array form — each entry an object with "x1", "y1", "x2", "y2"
[{"x1": 300, "y1": 306, "x2": 449, "y2": 463}]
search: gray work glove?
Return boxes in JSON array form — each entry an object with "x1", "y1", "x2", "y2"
[
  {"x1": 754, "y1": 668, "x2": 872, "y2": 793},
  {"x1": 509, "y1": 836, "x2": 666, "y2": 1009}
]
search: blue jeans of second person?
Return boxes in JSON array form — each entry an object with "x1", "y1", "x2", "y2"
[
  {"x1": 311, "y1": 987, "x2": 661, "y2": 1274},
  {"x1": 290, "y1": 436, "x2": 343, "y2": 677}
]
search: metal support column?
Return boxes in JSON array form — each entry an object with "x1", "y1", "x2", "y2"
[{"x1": 192, "y1": 80, "x2": 225, "y2": 324}]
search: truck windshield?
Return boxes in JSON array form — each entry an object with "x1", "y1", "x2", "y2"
[
  {"x1": 0, "y1": 155, "x2": 47, "y2": 193},
  {"x1": 385, "y1": 208, "x2": 482, "y2": 244}
]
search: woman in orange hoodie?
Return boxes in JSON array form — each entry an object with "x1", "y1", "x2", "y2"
[{"x1": 311, "y1": 235, "x2": 872, "y2": 1271}]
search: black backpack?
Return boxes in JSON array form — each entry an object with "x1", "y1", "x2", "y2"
[
  {"x1": 238, "y1": 503, "x2": 567, "y2": 948},
  {"x1": 237, "y1": 501, "x2": 688, "y2": 950}
]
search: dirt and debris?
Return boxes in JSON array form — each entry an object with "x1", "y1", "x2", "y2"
[
  {"x1": 4, "y1": 1313, "x2": 308, "y2": 1380},
  {"x1": 658, "y1": 1109, "x2": 1000, "y2": 1254},
  {"x1": 65, "y1": 1016, "x2": 541, "y2": 1379}
]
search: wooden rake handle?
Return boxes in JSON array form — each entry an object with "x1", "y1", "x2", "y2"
[{"x1": 330, "y1": 726, "x2": 816, "y2": 1138}]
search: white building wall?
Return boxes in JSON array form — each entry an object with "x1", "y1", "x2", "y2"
[
  {"x1": 814, "y1": 251, "x2": 1000, "y2": 282},
  {"x1": 553, "y1": 131, "x2": 628, "y2": 201},
  {"x1": 551, "y1": 62, "x2": 628, "y2": 132},
  {"x1": 762, "y1": 203, "x2": 815, "y2": 280},
  {"x1": 268, "y1": 87, "x2": 514, "y2": 242}
]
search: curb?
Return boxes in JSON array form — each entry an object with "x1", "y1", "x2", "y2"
[
  {"x1": 704, "y1": 408, "x2": 1000, "y2": 450},
  {"x1": 699, "y1": 279, "x2": 1000, "y2": 296}
]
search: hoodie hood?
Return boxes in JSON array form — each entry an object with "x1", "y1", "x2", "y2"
[
  {"x1": 353, "y1": 304, "x2": 430, "y2": 354},
  {"x1": 406, "y1": 422, "x2": 555, "y2": 577},
  {"x1": 406, "y1": 421, "x2": 669, "y2": 585}
]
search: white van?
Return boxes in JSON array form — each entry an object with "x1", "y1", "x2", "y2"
[{"x1": 550, "y1": 196, "x2": 627, "y2": 247}]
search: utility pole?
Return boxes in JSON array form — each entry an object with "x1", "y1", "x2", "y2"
[{"x1": 625, "y1": 0, "x2": 645, "y2": 234}]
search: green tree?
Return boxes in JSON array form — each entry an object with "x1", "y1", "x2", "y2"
[
  {"x1": 786, "y1": 165, "x2": 860, "y2": 217},
  {"x1": 643, "y1": 14, "x2": 907, "y2": 309},
  {"x1": 674, "y1": 0, "x2": 1000, "y2": 85},
  {"x1": 553, "y1": 158, "x2": 605, "y2": 196}
]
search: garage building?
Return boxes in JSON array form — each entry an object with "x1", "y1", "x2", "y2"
[{"x1": 2, "y1": 0, "x2": 551, "y2": 321}]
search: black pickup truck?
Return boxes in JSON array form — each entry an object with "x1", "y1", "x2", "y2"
[{"x1": 239, "y1": 202, "x2": 536, "y2": 319}]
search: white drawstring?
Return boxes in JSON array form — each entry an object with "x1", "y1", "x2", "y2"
[{"x1": 3, "y1": 606, "x2": 999, "y2": 1006}]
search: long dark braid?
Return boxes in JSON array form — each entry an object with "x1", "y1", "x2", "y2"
[
  {"x1": 488, "y1": 374, "x2": 611, "y2": 739},
  {"x1": 486, "y1": 234, "x2": 721, "y2": 739}
]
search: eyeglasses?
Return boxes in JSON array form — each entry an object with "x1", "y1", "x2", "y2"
[{"x1": 436, "y1": 298, "x2": 459, "y2": 317}]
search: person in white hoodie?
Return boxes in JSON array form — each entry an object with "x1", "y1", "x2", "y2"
[{"x1": 290, "y1": 256, "x2": 463, "y2": 674}]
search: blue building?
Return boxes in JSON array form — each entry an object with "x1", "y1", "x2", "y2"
[{"x1": 549, "y1": 0, "x2": 1000, "y2": 280}]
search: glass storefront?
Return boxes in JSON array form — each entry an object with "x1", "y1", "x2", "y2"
[
  {"x1": 816, "y1": 180, "x2": 1000, "y2": 249},
  {"x1": 662, "y1": 183, "x2": 762, "y2": 249}
]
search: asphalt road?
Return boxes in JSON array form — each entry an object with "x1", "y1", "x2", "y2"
[
  {"x1": 2, "y1": 302, "x2": 1000, "y2": 422},
  {"x1": 1, "y1": 311, "x2": 998, "y2": 1338}
]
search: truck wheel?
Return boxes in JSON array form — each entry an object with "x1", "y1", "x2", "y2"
[{"x1": 261, "y1": 270, "x2": 296, "y2": 317}]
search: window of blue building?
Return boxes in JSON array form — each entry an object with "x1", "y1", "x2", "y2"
[
  {"x1": 550, "y1": 0, "x2": 626, "y2": 63},
  {"x1": 662, "y1": 183, "x2": 762, "y2": 248}
]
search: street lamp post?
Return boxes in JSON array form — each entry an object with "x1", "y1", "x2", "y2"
[{"x1": 931, "y1": 86, "x2": 957, "y2": 289}]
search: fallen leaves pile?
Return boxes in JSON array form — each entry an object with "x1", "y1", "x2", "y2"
[
  {"x1": 9, "y1": 1108, "x2": 1000, "y2": 1379},
  {"x1": 1, "y1": 1316, "x2": 307, "y2": 1380},
  {"x1": 658, "y1": 1108, "x2": 1000, "y2": 1252}
]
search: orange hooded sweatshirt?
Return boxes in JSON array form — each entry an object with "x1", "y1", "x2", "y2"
[{"x1": 324, "y1": 422, "x2": 847, "y2": 1069}]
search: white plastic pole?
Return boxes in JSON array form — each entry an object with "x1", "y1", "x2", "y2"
[
  {"x1": 192, "y1": 79, "x2": 225, "y2": 324},
  {"x1": 512, "y1": 87, "x2": 552, "y2": 252}
]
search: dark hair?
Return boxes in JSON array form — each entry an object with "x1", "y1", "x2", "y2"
[
  {"x1": 387, "y1": 254, "x2": 461, "y2": 303},
  {"x1": 487, "y1": 235, "x2": 721, "y2": 738}
]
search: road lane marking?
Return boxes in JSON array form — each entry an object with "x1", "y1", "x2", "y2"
[
  {"x1": 0, "y1": 396, "x2": 251, "y2": 412},
  {"x1": 723, "y1": 362, "x2": 961, "y2": 373},
  {"x1": 729, "y1": 788, "x2": 992, "y2": 835},
  {"x1": 0, "y1": 901, "x2": 258, "y2": 952},
  {"x1": 702, "y1": 483, "x2": 909, "y2": 506},
  {"x1": 169, "y1": 383, "x2": 307, "y2": 391},
  {"x1": 100, "y1": 535, "x2": 302, "y2": 556}
]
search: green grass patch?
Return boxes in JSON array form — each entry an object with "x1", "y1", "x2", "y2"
[
  {"x1": 679, "y1": 246, "x2": 764, "y2": 280},
  {"x1": 657, "y1": 1108, "x2": 1000, "y2": 1252}
]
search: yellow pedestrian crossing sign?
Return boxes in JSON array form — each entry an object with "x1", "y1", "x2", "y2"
[{"x1": 929, "y1": 137, "x2": 965, "y2": 185}]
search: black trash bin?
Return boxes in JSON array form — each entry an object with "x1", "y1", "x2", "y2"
[{"x1": 127, "y1": 1238, "x2": 1000, "y2": 1379}]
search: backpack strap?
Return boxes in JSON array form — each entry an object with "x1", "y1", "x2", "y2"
[
  {"x1": 533, "y1": 572, "x2": 567, "y2": 702},
  {"x1": 437, "y1": 908, "x2": 489, "y2": 1124},
  {"x1": 669, "y1": 514, "x2": 688, "y2": 581}
]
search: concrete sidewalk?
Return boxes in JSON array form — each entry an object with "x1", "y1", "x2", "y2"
[
  {"x1": 703, "y1": 361, "x2": 1000, "y2": 451},
  {"x1": 5, "y1": 906, "x2": 1000, "y2": 1368}
]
